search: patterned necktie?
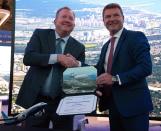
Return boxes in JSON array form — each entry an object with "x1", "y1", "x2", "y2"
[
  {"x1": 55, "y1": 38, "x2": 64, "y2": 54},
  {"x1": 42, "y1": 38, "x2": 64, "y2": 98},
  {"x1": 107, "y1": 37, "x2": 116, "y2": 73}
]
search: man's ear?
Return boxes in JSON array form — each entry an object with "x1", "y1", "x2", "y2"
[{"x1": 53, "y1": 19, "x2": 56, "y2": 24}]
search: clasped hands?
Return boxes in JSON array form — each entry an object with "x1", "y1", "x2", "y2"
[
  {"x1": 57, "y1": 53, "x2": 79, "y2": 68},
  {"x1": 96, "y1": 73, "x2": 113, "y2": 97}
]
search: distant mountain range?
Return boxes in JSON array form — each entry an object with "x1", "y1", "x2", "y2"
[
  {"x1": 16, "y1": 0, "x2": 99, "y2": 18},
  {"x1": 16, "y1": 0, "x2": 161, "y2": 18}
]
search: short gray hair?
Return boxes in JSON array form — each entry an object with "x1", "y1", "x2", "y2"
[{"x1": 55, "y1": 6, "x2": 75, "y2": 18}]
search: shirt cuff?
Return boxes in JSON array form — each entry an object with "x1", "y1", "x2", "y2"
[
  {"x1": 48, "y1": 54, "x2": 58, "y2": 64},
  {"x1": 78, "y1": 61, "x2": 81, "y2": 67},
  {"x1": 116, "y1": 74, "x2": 122, "y2": 85}
]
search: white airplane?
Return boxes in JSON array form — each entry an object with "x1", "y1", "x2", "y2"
[{"x1": 0, "y1": 102, "x2": 47, "y2": 125}]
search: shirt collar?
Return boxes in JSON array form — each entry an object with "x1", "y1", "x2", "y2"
[
  {"x1": 55, "y1": 31, "x2": 70, "y2": 43},
  {"x1": 112, "y1": 27, "x2": 124, "y2": 39}
]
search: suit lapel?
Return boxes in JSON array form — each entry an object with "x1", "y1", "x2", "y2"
[
  {"x1": 98, "y1": 29, "x2": 128, "y2": 73},
  {"x1": 98, "y1": 40, "x2": 110, "y2": 72},
  {"x1": 64, "y1": 37, "x2": 73, "y2": 54},
  {"x1": 112, "y1": 29, "x2": 127, "y2": 64},
  {"x1": 47, "y1": 33, "x2": 75, "y2": 54},
  {"x1": 48, "y1": 30, "x2": 56, "y2": 53}
]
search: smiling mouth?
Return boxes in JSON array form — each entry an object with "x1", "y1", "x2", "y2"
[
  {"x1": 109, "y1": 22, "x2": 117, "y2": 25},
  {"x1": 62, "y1": 24, "x2": 72, "y2": 27}
]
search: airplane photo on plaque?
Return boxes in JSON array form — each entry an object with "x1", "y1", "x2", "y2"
[{"x1": 63, "y1": 66, "x2": 97, "y2": 94}]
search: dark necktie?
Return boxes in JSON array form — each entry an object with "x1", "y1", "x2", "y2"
[
  {"x1": 107, "y1": 37, "x2": 116, "y2": 73},
  {"x1": 42, "y1": 38, "x2": 64, "y2": 98},
  {"x1": 55, "y1": 38, "x2": 63, "y2": 54},
  {"x1": 99, "y1": 37, "x2": 116, "y2": 98}
]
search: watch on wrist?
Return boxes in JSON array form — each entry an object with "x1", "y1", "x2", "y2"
[{"x1": 112, "y1": 75, "x2": 119, "y2": 83}]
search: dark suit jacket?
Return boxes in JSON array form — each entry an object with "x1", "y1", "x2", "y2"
[
  {"x1": 16, "y1": 29, "x2": 85, "y2": 109},
  {"x1": 96, "y1": 28, "x2": 153, "y2": 117}
]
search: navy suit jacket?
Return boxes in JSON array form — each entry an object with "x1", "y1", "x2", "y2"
[
  {"x1": 16, "y1": 29, "x2": 85, "y2": 108},
  {"x1": 96, "y1": 28, "x2": 153, "y2": 117}
]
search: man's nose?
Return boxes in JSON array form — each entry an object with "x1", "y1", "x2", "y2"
[
  {"x1": 64, "y1": 17, "x2": 73, "y2": 22},
  {"x1": 109, "y1": 16, "x2": 116, "y2": 21}
]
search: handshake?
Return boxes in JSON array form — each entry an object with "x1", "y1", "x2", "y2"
[{"x1": 57, "y1": 53, "x2": 80, "y2": 68}]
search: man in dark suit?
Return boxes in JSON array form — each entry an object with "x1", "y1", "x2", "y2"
[
  {"x1": 16, "y1": 7, "x2": 85, "y2": 130},
  {"x1": 96, "y1": 3, "x2": 153, "y2": 131}
]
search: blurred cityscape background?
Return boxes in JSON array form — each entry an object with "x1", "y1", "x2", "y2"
[{"x1": 0, "y1": 0, "x2": 161, "y2": 117}]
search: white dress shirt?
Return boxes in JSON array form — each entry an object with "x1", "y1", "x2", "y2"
[
  {"x1": 48, "y1": 30, "x2": 81, "y2": 66},
  {"x1": 104, "y1": 28, "x2": 124, "y2": 85}
]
